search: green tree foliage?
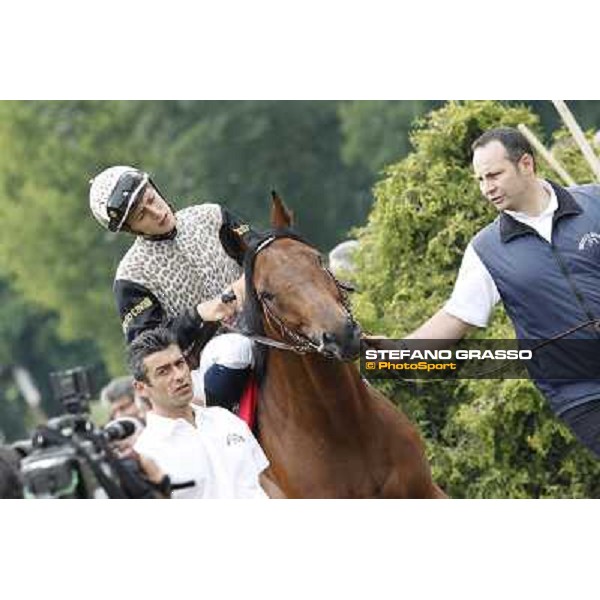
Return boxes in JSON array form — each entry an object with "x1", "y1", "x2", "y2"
[
  {"x1": 525, "y1": 101, "x2": 600, "y2": 139},
  {"x1": 0, "y1": 101, "x2": 147, "y2": 375},
  {"x1": 0, "y1": 277, "x2": 104, "y2": 441},
  {"x1": 130, "y1": 101, "x2": 374, "y2": 248},
  {"x1": 338, "y1": 101, "x2": 441, "y2": 174},
  {"x1": 337, "y1": 100, "x2": 600, "y2": 183},
  {"x1": 354, "y1": 101, "x2": 600, "y2": 497}
]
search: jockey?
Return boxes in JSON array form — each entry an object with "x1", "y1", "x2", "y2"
[{"x1": 89, "y1": 165, "x2": 254, "y2": 412}]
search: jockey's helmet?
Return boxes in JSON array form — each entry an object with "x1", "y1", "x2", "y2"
[{"x1": 89, "y1": 165, "x2": 149, "y2": 232}]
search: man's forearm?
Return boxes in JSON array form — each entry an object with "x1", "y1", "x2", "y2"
[{"x1": 406, "y1": 309, "x2": 473, "y2": 348}]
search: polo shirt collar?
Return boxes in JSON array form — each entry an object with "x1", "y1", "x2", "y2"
[
  {"x1": 499, "y1": 180, "x2": 582, "y2": 243},
  {"x1": 145, "y1": 404, "x2": 203, "y2": 437}
]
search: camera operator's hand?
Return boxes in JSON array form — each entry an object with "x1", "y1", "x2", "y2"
[
  {"x1": 135, "y1": 452, "x2": 164, "y2": 486},
  {"x1": 131, "y1": 450, "x2": 172, "y2": 499},
  {"x1": 111, "y1": 436, "x2": 138, "y2": 460},
  {"x1": 108, "y1": 447, "x2": 170, "y2": 499}
]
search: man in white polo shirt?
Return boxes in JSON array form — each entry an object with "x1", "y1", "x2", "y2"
[{"x1": 128, "y1": 327, "x2": 270, "y2": 499}]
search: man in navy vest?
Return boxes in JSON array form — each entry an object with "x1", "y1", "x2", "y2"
[{"x1": 407, "y1": 126, "x2": 600, "y2": 457}]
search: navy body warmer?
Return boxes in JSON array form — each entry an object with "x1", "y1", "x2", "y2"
[{"x1": 472, "y1": 181, "x2": 600, "y2": 415}]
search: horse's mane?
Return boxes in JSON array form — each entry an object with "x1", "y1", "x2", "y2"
[{"x1": 238, "y1": 228, "x2": 315, "y2": 385}]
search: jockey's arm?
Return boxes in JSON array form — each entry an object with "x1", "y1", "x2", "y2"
[{"x1": 114, "y1": 278, "x2": 219, "y2": 347}]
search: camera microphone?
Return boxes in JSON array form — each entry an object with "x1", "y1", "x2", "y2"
[{"x1": 102, "y1": 417, "x2": 141, "y2": 442}]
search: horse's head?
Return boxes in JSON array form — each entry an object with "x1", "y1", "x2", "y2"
[{"x1": 242, "y1": 192, "x2": 362, "y2": 361}]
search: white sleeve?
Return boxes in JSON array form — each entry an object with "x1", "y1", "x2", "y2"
[
  {"x1": 444, "y1": 242, "x2": 500, "y2": 328},
  {"x1": 241, "y1": 422, "x2": 270, "y2": 474}
]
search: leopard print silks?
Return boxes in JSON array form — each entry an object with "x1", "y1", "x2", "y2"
[{"x1": 115, "y1": 204, "x2": 242, "y2": 317}]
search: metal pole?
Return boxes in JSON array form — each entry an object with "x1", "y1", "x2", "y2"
[
  {"x1": 552, "y1": 100, "x2": 600, "y2": 182},
  {"x1": 517, "y1": 123, "x2": 576, "y2": 186}
]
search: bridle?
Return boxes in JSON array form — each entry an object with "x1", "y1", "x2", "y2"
[{"x1": 226, "y1": 234, "x2": 358, "y2": 356}]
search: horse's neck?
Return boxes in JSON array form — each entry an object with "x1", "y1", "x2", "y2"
[{"x1": 263, "y1": 347, "x2": 367, "y2": 414}]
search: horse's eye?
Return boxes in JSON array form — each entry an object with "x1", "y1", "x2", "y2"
[{"x1": 259, "y1": 290, "x2": 275, "y2": 302}]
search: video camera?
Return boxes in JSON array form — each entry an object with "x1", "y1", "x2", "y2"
[{"x1": 16, "y1": 367, "x2": 158, "y2": 499}]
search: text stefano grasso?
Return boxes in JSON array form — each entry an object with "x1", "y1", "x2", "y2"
[{"x1": 364, "y1": 349, "x2": 533, "y2": 361}]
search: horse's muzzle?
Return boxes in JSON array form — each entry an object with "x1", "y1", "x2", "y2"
[{"x1": 319, "y1": 320, "x2": 362, "y2": 361}]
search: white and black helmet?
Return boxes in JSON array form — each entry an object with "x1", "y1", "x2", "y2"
[{"x1": 89, "y1": 166, "x2": 149, "y2": 232}]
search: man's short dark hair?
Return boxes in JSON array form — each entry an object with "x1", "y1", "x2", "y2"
[
  {"x1": 100, "y1": 375, "x2": 134, "y2": 405},
  {"x1": 472, "y1": 127, "x2": 536, "y2": 170},
  {"x1": 127, "y1": 327, "x2": 178, "y2": 383},
  {"x1": 0, "y1": 446, "x2": 23, "y2": 499}
]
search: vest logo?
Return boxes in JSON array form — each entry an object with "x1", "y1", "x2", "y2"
[{"x1": 578, "y1": 232, "x2": 600, "y2": 251}]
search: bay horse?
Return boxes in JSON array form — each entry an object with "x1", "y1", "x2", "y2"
[{"x1": 240, "y1": 193, "x2": 446, "y2": 498}]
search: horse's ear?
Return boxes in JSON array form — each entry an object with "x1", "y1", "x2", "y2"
[{"x1": 270, "y1": 190, "x2": 293, "y2": 229}]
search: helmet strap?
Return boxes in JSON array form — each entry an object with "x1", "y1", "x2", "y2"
[{"x1": 142, "y1": 225, "x2": 177, "y2": 242}]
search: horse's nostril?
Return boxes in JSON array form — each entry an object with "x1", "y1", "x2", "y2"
[{"x1": 322, "y1": 332, "x2": 336, "y2": 345}]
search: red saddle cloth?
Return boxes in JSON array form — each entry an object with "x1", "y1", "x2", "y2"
[{"x1": 237, "y1": 375, "x2": 259, "y2": 430}]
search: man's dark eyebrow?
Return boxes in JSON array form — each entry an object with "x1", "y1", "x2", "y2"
[
  {"x1": 473, "y1": 169, "x2": 501, "y2": 179},
  {"x1": 154, "y1": 354, "x2": 186, "y2": 373}
]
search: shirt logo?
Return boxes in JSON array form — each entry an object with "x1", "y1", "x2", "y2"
[
  {"x1": 226, "y1": 433, "x2": 246, "y2": 446},
  {"x1": 578, "y1": 232, "x2": 600, "y2": 251}
]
